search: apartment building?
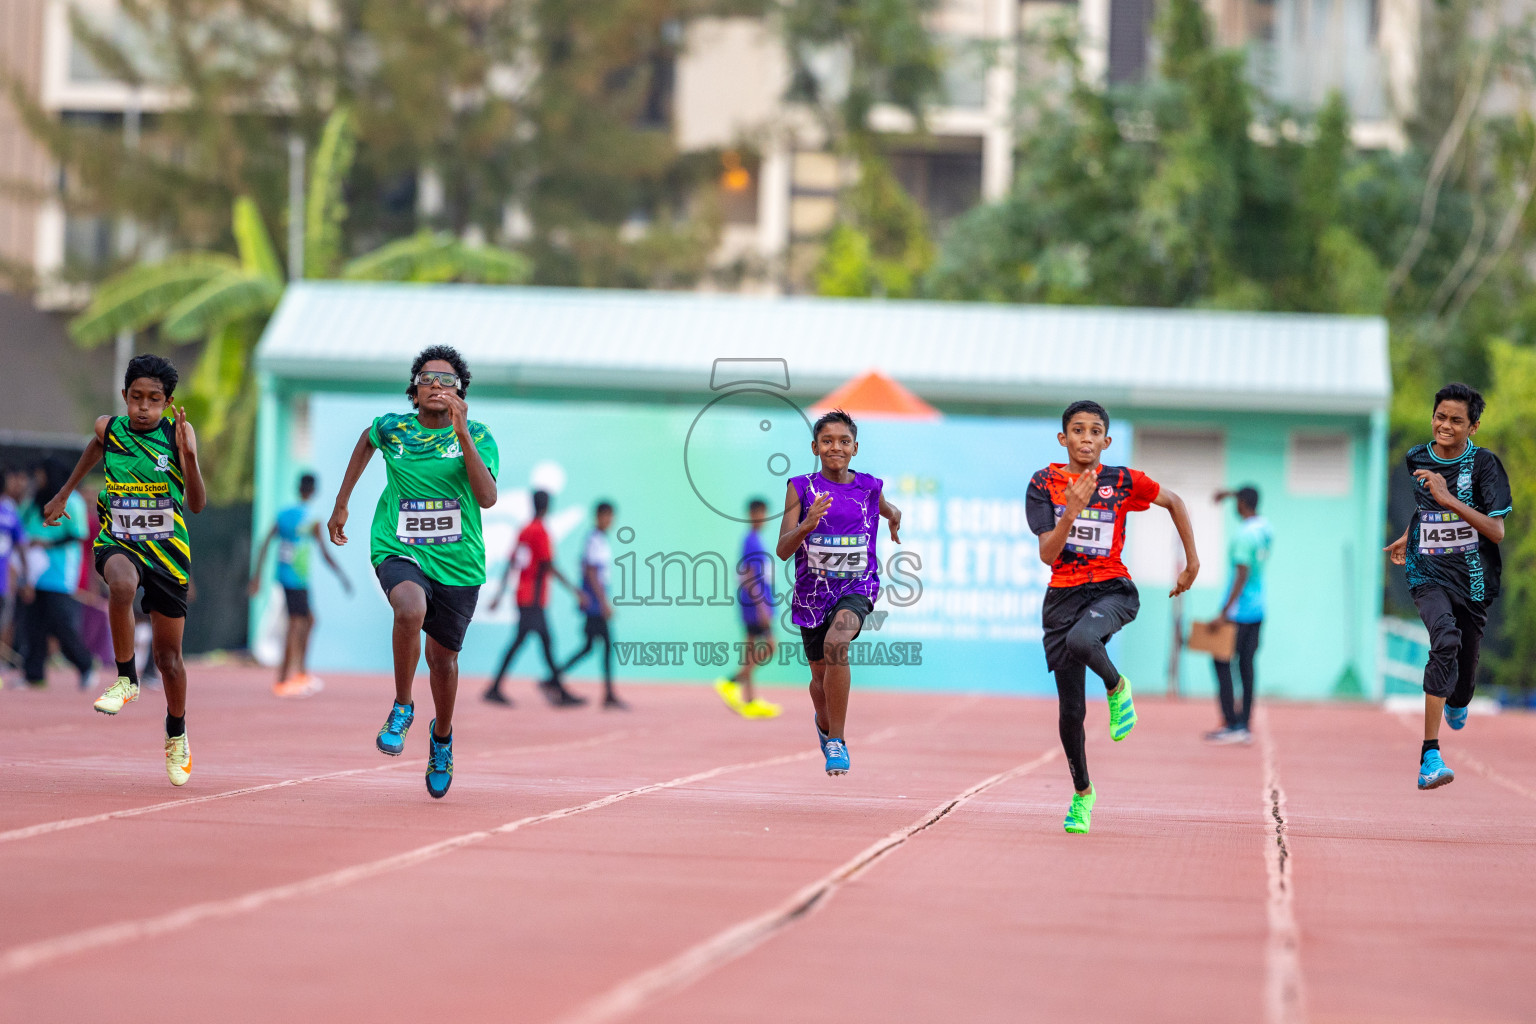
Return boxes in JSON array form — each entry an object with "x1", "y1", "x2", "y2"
[{"x1": 2, "y1": 0, "x2": 1440, "y2": 299}]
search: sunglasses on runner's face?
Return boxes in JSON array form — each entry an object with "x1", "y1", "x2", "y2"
[{"x1": 414, "y1": 371, "x2": 460, "y2": 389}]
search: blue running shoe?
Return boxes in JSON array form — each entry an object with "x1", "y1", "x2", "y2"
[
  {"x1": 1418, "y1": 749, "x2": 1455, "y2": 790},
  {"x1": 824, "y1": 738, "x2": 850, "y2": 776},
  {"x1": 1444, "y1": 704, "x2": 1468, "y2": 731},
  {"x1": 376, "y1": 701, "x2": 414, "y2": 756},
  {"x1": 814, "y1": 717, "x2": 830, "y2": 758},
  {"x1": 425, "y1": 720, "x2": 453, "y2": 798}
]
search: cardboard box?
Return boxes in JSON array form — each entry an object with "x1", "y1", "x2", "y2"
[{"x1": 1187, "y1": 619, "x2": 1238, "y2": 661}]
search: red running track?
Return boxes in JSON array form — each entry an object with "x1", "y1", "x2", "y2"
[{"x1": 1, "y1": 667, "x2": 1533, "y2": 1023}]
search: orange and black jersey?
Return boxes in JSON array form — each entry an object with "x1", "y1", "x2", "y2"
[{"x1": 1026, "y1": 464, "x2": 1161, "y2": 588}]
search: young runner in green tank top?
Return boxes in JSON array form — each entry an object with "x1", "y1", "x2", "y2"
[
  {"x1": 329, "y1": 345, "x2": 499, "y2": 799},
  {"x1": 44, "y1": 354, "x2": 206, "y2": 787}
]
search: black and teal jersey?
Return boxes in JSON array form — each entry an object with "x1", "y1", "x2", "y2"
[
  {"x1": 1403, "y1": 441, "x2": 1512, "y2": 602},
  {"x1": 95, "y1": 415, "x2": 191, "y2": 585}
]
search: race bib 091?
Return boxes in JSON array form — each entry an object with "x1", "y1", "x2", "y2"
[
  {"x1": 1418, "y1": 510, "x2": 1477, "y2": 555},
  {"x1": 109, "y1": 496, "x2": 175, "y2": 542},
  {"x1": 397, "y1": 499, "x2": 462, "y2": 545},
  {"x1": 806, "y1": 533, "x2": 870, "y2": 579}
]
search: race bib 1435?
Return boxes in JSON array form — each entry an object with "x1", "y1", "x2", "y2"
[{"x1": 1418, "y1": 510, "x2": 1477, "y2": 555}]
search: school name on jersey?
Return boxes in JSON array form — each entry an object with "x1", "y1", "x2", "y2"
[{"x1": 105, "y1": 481, "x2": 170, "y2": 495}]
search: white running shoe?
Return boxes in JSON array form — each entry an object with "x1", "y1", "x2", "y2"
[
  {"x1": 94, "y1": 677, "x2": 140, "y2": 715},
  {"x1": 165, "y1": 731, "x2": 192, "y2": 786}
]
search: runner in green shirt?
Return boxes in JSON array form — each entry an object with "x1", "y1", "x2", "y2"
[
  {"x1": 328, "y1": 345, "x2": 499, "y2": 799},
  {"x1": 43, "y1": 354, "x2": 206, "y2": 787}
]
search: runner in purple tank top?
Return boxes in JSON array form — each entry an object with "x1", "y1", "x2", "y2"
[{"x1": 776, "y1": 409, "x2": 902, "y2": 776}]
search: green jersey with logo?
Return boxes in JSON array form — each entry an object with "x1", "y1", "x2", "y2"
[
  {"x1": 368, "y1": 412, "x2": 500, "y2": 586},
  {"x1": 95, "y1": 415, "x2": 191, "y2": 585}
]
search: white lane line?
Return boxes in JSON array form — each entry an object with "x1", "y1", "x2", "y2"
[
  {"x1": 0, "y1": 730, "x2": 635, "y2": 845},
  {"x1": 1256, "y1": 710, "x2": 1308, "y2": 1024},
  {"x1": 1389, "y1": 712, "x2": 1536, "y2": 802},
  {"x1": 0, "y1": 735, "x2": 869, "y2": 977},
  {"x1": 554, "y1": 748, "x2": 1059, "y2": 1024}
]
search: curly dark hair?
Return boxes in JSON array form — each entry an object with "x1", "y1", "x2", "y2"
[
  {"x1": 125, "y1": 353, "x2": 179, "y2": 398},
  {"x1": 407, "y1": 345, "x2": 471, "y2": 407}
]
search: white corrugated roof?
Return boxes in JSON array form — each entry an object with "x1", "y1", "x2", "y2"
[{"x1": 257, "y1": 282, "x2": 1390, "y2": 413}]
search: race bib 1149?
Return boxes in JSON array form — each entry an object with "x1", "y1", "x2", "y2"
[
  {"x1": 1056, "y1": 506, "x2": 1116, "y2": 557},
  {"x1": 805, "y1": 533, "x2": 870, "y2": 579},
  {"x1": 397, "y1": 499, "x2": 462, "y2": 545},
  {"x1": 1418, "y1": 510, "x2": 1477, "y2": 555},
  {"x1": 109, "y1": 496, "x2": 175, "y2": 542}
]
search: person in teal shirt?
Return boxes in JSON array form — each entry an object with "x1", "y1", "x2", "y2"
[
  {"x1": 250, "y1": 472, "x2": 351, "y2": 697},
  {"x1": 1207, "y1": 486, "x2": 1272, "y2": 744},
  {"x1": 20, "y1": 458, "x2": 97, "y2": 689}
]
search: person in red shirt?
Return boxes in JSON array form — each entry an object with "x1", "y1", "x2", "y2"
[
  {"x1": 1026, "y1": 400, "x2": 1200, "y2": 834},
  {"x1": 485, "y1": 489, "x2": 582, "y2": 706}
]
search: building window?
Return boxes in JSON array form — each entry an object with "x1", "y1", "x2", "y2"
[
  {"x1": 1108, "y1": 0, "x2": 1155, "y2": 83},
  {"x1": 1287, "y1": 433, "x2": 1352, "y2": 495},
  {"x1": 889, "y1": 143, "x2": 984, "y2": 229}
]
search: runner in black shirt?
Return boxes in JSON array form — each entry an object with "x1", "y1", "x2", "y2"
[{"x1": 1385, "y1": 383, "x2": 1512, "y2": 791}]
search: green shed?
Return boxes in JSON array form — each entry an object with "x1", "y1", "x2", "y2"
[{"x1": 252, "y1": 282, "x2": 1389, "y2": 700}]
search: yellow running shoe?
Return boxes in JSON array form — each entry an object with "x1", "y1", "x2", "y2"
[
  {"x1": 165, "y1": 731, "x2": 191, "y2": 786},
  {"x1": 741, "y1": 699, "x2": 782, "y2": 719},
  {"x1": 93, "y1": 677, "x2": 140, "y2": 715},
  {"x1": 713, "y1": 678, "x2": 745, "y2": 712}
]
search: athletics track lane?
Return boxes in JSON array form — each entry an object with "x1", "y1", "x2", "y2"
[{"x1": 2, "y1": 667, "x2": 1533, "y2": 1023}]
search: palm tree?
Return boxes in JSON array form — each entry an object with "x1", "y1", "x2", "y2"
[{"x1": 68, "y1": 108, "x2": 531, "y2": 502}]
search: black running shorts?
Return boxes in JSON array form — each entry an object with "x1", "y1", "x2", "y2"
[
  {"x1": 95, "y1": 547, "x2": 188, "y2": 619},
  {"x1": 1040, "y1": 578, "x2": 1140, "y2": 673},
  {"x1": 800, "y1": 594, "x2": 874, "y2": 663},
  {"x1": 374, "y1": 556, "x2": 480, "y2": 653}
]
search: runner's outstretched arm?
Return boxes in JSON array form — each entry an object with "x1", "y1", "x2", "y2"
[
  {"x1": 247, "y1": 523, "x2": 279, "y2": 596},
  {"x1": 1384, "y1": 522, "x2": 1412, "y2": 565},
  {"x1": 1152, "y1": 487, "x2": 1200, "y2": 596},
  {"x1": 41, "y1": 417, "x2": 108, "y2": 525},
  {"x1": 327, "y1": 428, "x2": 377, "y2": 546},
  {"x1": 312, "y1": 521, "x2": 352, "y2": 594},
  {"x1": 174, "y1": 404, "x2": 207, "y2": 514},
  {"x1": 878, "y1": 492, "x2": 902, "y2": 543}
]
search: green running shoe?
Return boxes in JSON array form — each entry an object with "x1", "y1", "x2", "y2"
[
  {"x1": 1108, "y1": 676, "x2": 1137, "y2": 741},
  {"x1": 1064, "y1": 789, "x2": 1096, "y2": 834}
]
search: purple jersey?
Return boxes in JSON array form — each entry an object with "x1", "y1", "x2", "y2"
[
  {"x1": 790, "y1": 471, "x2": 882, "y2": 627},
  {"x1": 0, "y1": 497, "x2": 24, "y2": 597}
]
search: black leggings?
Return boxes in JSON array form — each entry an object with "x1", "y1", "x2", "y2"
[
  {"x1": 1054, "y1": 612, "x2": 1127, "y2": 793},
  {"x1": 1213, "y1": 621, "x2": 1262, "y2": 729},
  {"x1": 559, "y1": 615, "x2": 613, "y2": 696},
  {"x1": 491, "y1": 605, "x2": 559, "y2": 689},
  {"x1": 1412, "y1": 585, "x2": 1485, "y2": 705}
]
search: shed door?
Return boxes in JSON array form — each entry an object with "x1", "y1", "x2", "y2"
[{"x1": 1125, "y1": 430, "x2": 1226, "y2": 586}]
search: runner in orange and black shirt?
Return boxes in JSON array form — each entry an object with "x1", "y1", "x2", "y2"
[{"x1": 1025, "y1": 400, "x2": 1200, "y2": 834}]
